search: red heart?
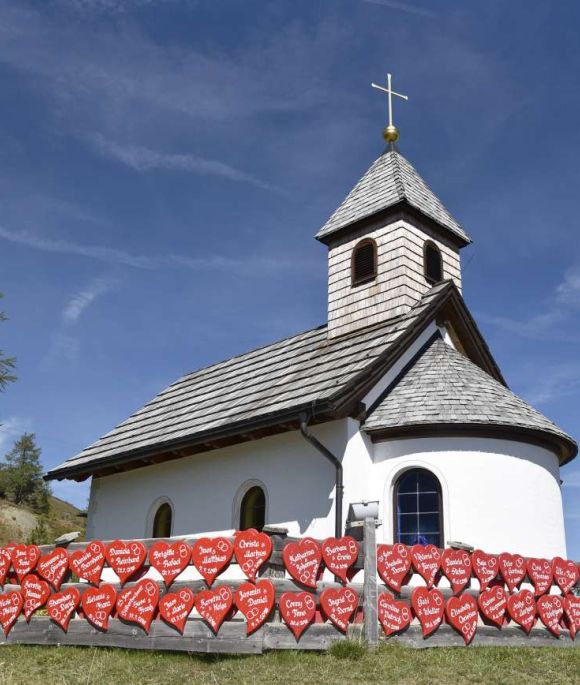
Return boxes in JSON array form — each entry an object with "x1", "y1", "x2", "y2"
[
  {"x1": 537, "y1": 594, "x2": 564, "y2": 637},
  {"x1": 441, "y1": 549, "x2": 472, "y2": 594},
  {"x1": 411, "y1": 545, "x2": 441, "y2": 588},
  {"x1": 563, "y1": 595, "x2": 580, "y2": 640},
  {"x1": 105, "y1": 540, "x2": 147, "y2": 585},
  {"x1": 526, "y1": 558, "x2": 553, "y2": 597},
  {"x1": 235, "y1": 580, "x2": 275, "y2": 635},
  {"x1": 319, "y1": 587, "x2": 359, "y2": 633},
  {"x1": 195, "y1": 585, "x2": 234, "y2": 633},
  {"x1": 411, "y1": 587, "x2": 444, "y2": 637},
  {"x1": 552, "y1": 557, "x2": 579, "y2": 596},
  {"x1": 36, "y1": 548, "x2": 69, "y2": 591},
  {"x1": 149, "y1": 541, "x2": 191, "y2": 587},
  {"x1": 70, "y1": 541, "x2": 106, "y2": 585},
  {"x1": 159, "y1": 588, "x2": 195, "y2": 633},
  {"x1": 445, "y1": 594, "x2": 478, "y2": 645},
  {"x1": 321, "y1": 537, "x2": 359, "y2": 584},
  {"x1": 233, "y1": 529, "x2": 272, "y2": 582},
  {"x1": 283, "y1": 538, "x2": 322, "y2": 589},
  {"x1": 0, "y1": 548, "x2": 12, "y2": 585},
  {"x1": 499, "y1": 553, "x2": 526, "y2": 593},
  {"x1": 11, "y1": 545, "x2": 40, "y2": 583},
  {"x1": 507, "y1": 589, "x2": 536, "y2": 633},
  {"x1": 471, "y1": 550, "x2": 499, "y2": 591},
  {"x1": 377, "y1": 592, "x2": 412, "y2": 636},
  {"x1": 478, "y1": 585, "x2": 507, "y2": 628},
  {"x1": 81, "y1": 584, "x2": 117, "y2": 631},
  {"x1": 191, "y1": 537, "x2": 233, "y2": 587},
  {"x1": 47, "y1": 588, "x2": 81, "y2": 632},
  {"x1": 279, "y1": 591, "x2": 316, "y2": 640},
  {"x1": 116, "y1": 579, "x2": 160, "y2": 633},
  {"x1": 21, "y1": 574, "x2": 51, "y2": 621},
  {"x1": 377, "y1": 544, "x2": 411, "y2": 592},
  {"x1": 0, "y1": 591, "x2": 23, "y2": 635}
]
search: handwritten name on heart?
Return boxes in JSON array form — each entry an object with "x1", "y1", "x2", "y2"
[
  {"x1": 37, "y1": 548, "x2": 69, "y2": 591},
  {"x1": 537, "y1": 595, "x2": 564, "y2": 637},
  {"x1": 478, "y1": 585, "x2": 507, "y2": 628},
  {"x1": 321, "y1": 537, "x2": 359, "y2": 584},
  {"x1": 279, "y1": 592, "x2": 316, "y2": 640},
  {"x1": 411, "y1": 545, "x2": 441, "y2": 588},
  {"x1": 70, "y1": 541, "x2": 106, "y2": 585},
  {"x1": 21, "y1": 574, "x2": 50, "y2": 621},
  {"x1": 195, "y1": 586, "x2": 234, "y2": 633},
  {"x1": 283, "y1": 538, "x2": 322, "y2": 589},
  {"x1": 499, "y1": 553, "x2": 526, "y2": 593},
  {"x1": 233, "y1": 530, "x2": 272, "y2": 582},
  {"x1": 235, "y1": 580, "x2": 275, "y2": 635},
  {"x1": 507, "y1": 589, "x2": 537, "y2": 634},
  {"x1": 81, "y1": 585, "x2": 117, "y2": 631},
  {"x1": 446, "y1": 594, "x2": 478, "y2": 645},
  {"x1": 411, "y1": 587, "x2": 444, "y2": 638},
  {"x1": 159, "y1": 588, "x2": 195, "y2": 633},
  {"x1": 471, "y1": 550, "x2": 499, "y2": 592},
  {"x1": 526, "y1": 558, "x2": 553, "y2": 597},
  {"x1": 377, "y1": 544, "x2": 411, "y2": 593},
  {"x1": 0, "y1": 591, "x2": 23, "y2": 635},
  {"x1": 116, "y1": 579, "x2": 160, "y2": 633},
  {"x1": 320, "y1": 587, "x2": 359, "y2": 633},
  {"x1": 11, "y1": 545, "x2": 40, "y2": 583},
  {"x1": 149, "y1": 541, "x2": 191, "y2": 586},
  {"x1": 441, "y1": 549, "x2": 472, "y2": 595},
  {"x1": 563, "y1": 595, "x2": 580, "y2": 640},
  {"x1": 378, "y1": 593, "x2": 411, "y2": 636},
  {"x1": 47, "y1": 588, "x2": 81, "y2": 632},
  {"x1": 0, "y1": 548, "x2": 12, "y2": 586},
  {"x1": 106, "y1": 540, "x2": 147, "y2": 585},
  {"x1": 552, "y1": 557, "x2": 579, "y2": 596},
  {"x1": 191, "y1": 537, "x2": 233, "y2": 587}
]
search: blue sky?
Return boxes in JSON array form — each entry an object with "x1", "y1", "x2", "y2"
[{"x1": 0, "y1": 0, "x2": 579, "y2": 557}]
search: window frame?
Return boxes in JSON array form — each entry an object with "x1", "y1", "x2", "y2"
[
  {"x1": 147, "y1": 497, "x2": 174, "y2": 538},
  {"x1": 351, "y1": 238, "x2": 378, "y2": 287},
  {"x1": 423, "y1": 240, "x2": 444, "y2": 285},
  {"x1": 392, "y1": 468, "x2": 444, "y2": 548},
  {"x1": 233, "y1": 479, "x2": 268, "y2": 531}
]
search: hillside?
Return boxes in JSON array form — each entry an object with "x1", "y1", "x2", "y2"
[{"x1": 0, "y1": 495, "x2": 86, "y2": 544}]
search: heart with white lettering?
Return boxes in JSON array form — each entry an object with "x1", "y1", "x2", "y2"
[
  {"x1": 478, "y1": 585, "x2": 507, "y2": 628},
  {"x1": 159, "y1": 588, "x2": 195, "y2": 633},
  {"x1": 283, "y1": 538, "x2": 322, "y2": 589},
  {"x1": 563, "y1": 595, "x2": 580, "y2": 640},
  {"x1": 471, "y1": 550, "x2": 499, "y2": 591},
  {"x1": 191, "y1": 537, "x2": 233, "y2": 587},
  {"x1": 526, "y1": 558, "x2": 553, "y2": 597},
  {"x1": 21, "y1": 574, "x2": 51, "y2": 621},
  {"x1": 445, "y1": 594, "x2": 478, "y2": 645},
  {"x1": 0, "y1": 591, "x2": 23, "y2": 635},
  {"x1": 378, "y1": 592, "x2": 412, "y2": 636},
  {"x1": 279, "y1": 591, "x2": 316, "y2": 640},
  {"x1": 499, "y1": 552, "x2": 526, "y2": 593},
  {"x1": 377, "y1": 544, "x2": 412, "y2": 593},
  {"x1": 70, "y1": 541, "x2": 106, "y2": 586},
  {"x1": 321, "y1": 536, "x2": 359, "y2": 584},
  {"x1": 320, "y1": 587, "x2": 359, "y2": 633},
  {"x1": 47, "y1": 588, "x2": 81, "y2": 632},
  {"x1": 105, "y1": 540, "x2": 147, "y2": 585},
  {"x1": 507, "y1": 589, "x2": 537, "y2": 633},
  {"x1": 411, "y1": 545, "x2": 441, "y2": 588},
  {"x1": 233, "y1": 529, "x2": 272, "y2": 582},
  {"x1": 441, "y1": 549, "x2": 472, "y2": 595},
  {"x1": 0, "y1": 547, "x2": 12, "y2": 585},
  {"x1": 11, "y1": 545, "x2": 41, "y2": 583},
  {"x1": 537, "y1": 594, "x2": 564, "y2": 637},
  {"x1": 195, "y1": 585, "x2": 234, "y2": 633},
  {"x1": 552, "y1": 557, "x2": 579, "y2": 596},
  {"x1": 81, "y1": 584, "x2": 117, "y2": 631},
  {"x1": 149, "y1": 541, "x2": 191, "y2": 587},
  {"x1": 37, "y1": 548, "x2": 69, "y2": 591},
  {"x1": 116, "y1": 578, "x2": 160, "y2": 633},
  {"x1": 411, "y1": 587, "x2": 444, "y2": 637},
  {"x1": 235, "y1": 580, "x2": 275, "y2": 635}
]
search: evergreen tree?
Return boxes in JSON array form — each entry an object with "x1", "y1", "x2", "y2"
[
  {"x1": 3, "y1": 433, "x2": 51, "y2": 513},
  {"x1": 0, "y1": 294, "x2": 16, "y2": 392},
  {"x1": 27, "y1": 516, "x2": 51, "y2": 545}
]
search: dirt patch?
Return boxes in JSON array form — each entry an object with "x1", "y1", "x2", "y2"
[{"x1": 0, "y1": 502, "x2": 37, "y2": 540}]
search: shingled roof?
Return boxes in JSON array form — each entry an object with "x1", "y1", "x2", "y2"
[
  {"x1": 364, "y1": 336, "x2": 577, "y2": 464},
  {"x1": 315, "y1": 148, "x2": 471, "y2": 245}
]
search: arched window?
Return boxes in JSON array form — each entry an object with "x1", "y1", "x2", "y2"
[
  {"x1": 239, "y1": 486, "x2": 266, "y2": 531},
  {"x1": 424, "y1": 241, "x2": 443, "y2": 284},
  {"x1": 393, "y1": 468, "x2": 443, "y2": 547},
  {"x1": 351, "y1": 239, "x2": 377, "y2": 286},
  {"x1": 152, "y1": 502, "x2": 172, "y2": 538}
]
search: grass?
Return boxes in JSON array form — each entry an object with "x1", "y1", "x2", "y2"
[{"x1": 0, "y1": 642, "x2": 577, "y2": 685}]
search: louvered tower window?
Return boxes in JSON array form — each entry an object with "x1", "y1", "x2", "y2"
[
  {"x1": 424, "y1": 241, "x2": 443, "y2": 284},
  {"x1": 351, "y1": 239, "x2": 377, "y2": 286}
]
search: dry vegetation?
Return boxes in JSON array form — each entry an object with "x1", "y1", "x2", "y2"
[{"x1": 0, "y1": 495, "x2": 85, "y2": 544}]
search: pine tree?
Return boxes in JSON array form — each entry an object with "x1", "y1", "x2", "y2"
[
  {"x1": 3, "y1": 433, "x2": 51, "y2": 513},
  {"x1": 0, "y1": 294, "x2": 16, "y2": 392}
]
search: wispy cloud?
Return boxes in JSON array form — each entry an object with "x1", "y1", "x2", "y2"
[
  {"x1": 62, "y1": 276, "x2": 116, "y2": 324},
  {"x1": 522, "y1": 364, "x2": 580, "y2": 406},
  {"x1": 0, "y1": 416, "x2": 31, "y2": 451},
  {"x1": 361, "y1": 0, "x2": 433, "y2": 18},
  {"x1": 556, "y1": 264, "x2": 580, "y2": 306}
]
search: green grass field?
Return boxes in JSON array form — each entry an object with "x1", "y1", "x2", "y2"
[{"x1": 0, "y1": 642, "x2": 577, "y2": 685}]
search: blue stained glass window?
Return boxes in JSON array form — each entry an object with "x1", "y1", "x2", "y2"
[{"x1": 394, "y1": 469, "x2": 443, "y2": 547}]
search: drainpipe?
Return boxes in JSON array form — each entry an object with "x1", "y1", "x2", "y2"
[{"x1": 299, "y1": 413, "x2": 343, "y2": 538}]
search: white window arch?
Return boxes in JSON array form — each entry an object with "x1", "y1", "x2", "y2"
[
  {"x1": 232, "y1": 479, "x2": 268, "y2": 531},
  {"x1": 146, "y1": 496, "x2": 174, "y2": 538}
]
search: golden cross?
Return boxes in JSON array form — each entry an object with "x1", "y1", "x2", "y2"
[{"x1": 371, "y1": 73, "x2": 408, "y2": 142}]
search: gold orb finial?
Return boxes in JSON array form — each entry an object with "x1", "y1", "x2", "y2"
[
  {"x1": 383, "y1": 124, "x2": 399, "y2": 143},
  {"x1": 372, "y1": 73, "x2": 408, "y2": 146}
]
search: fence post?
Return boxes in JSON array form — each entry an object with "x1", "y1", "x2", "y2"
[{"x1": 363, "y1": 516, "x2": 379, "y2": 647}]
